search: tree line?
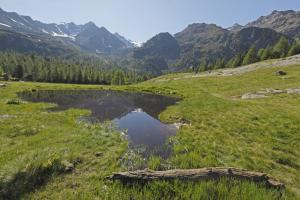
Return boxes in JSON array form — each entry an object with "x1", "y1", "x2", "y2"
[
  {"x1": 192, "y1": 38, "x2": 300, "y2": 73},
  {"x1": 0, "y1": 52, "x2": 152, "y2": 85}
]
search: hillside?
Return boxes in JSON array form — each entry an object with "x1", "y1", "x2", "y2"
[
  {"x1": 173, "y1": 24, "x2": 290, "y2": 65},
  {"x1": 174, "y1": 23, "x2": 230, "y2": 63},
  {"x1": 75, "y1": 22, "x2": 128, "y2": 53},
  {"x1": 131, "y1": 9, "x2": 299, "y2": 71},
  {"x1": 0, "y1": 8, "x2": 133, "y2": 54},
  {"x1": 133, "y1": 32, "x2": 180, "y2": 60},
  {"x1": 132, "y1": 24, "x2": 292, "y2": 71},
  {"x1": 0, "y1": 29, "x2": 80, "y2": 56},
  {"x1": 246, "y1": 10, "x2": 300, "y2": 39}
]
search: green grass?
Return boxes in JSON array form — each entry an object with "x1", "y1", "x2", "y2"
[
  {"x1": 105, "y1": 179, "x2": 283, "y2": 200},
  {"x1": 0, "y1": 63, "x2": 300, "y2": 199}
]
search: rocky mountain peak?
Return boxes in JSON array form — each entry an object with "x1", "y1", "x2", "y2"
[
  {"x1": 0, "y1": 8, "x2": 135, "y2": 53},
  {"x1": 227, "y1": 23, "x2": 243, "y2": 32},
  {"x1": 133, "y1": 32, "x2": 180, "y2": 60},
  {"x1": 246, "y1": 10, "x2": 300, "y2": 39},
  {"x1": 84, "y1": 21, "x2": 97, "y2": 28}
]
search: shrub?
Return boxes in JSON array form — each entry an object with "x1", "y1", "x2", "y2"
[{"x1": 6, "y1": 99, "x2": 22, "y2": 105}]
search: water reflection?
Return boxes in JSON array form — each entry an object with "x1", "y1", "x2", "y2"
[{"x1": 18, "y1": 90, "x2": 179, "y2": 155}]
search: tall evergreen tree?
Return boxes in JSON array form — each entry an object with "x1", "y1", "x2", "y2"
[
  {"x1": 77, "y1": 70, "x2": 83, "y2": 84},
  {"x1": 272, "y1": 37, "x2": 290, "y2": 58},
  {"x1": 112, "y1": 70, "x2": 125, "y2": 85},
  {"x1": 214, "y1": 58, "x2": 226, "y2": 69},
  {"x1": 13, "y1": 65, "x2": 24, "y2": 79},
  {"x1": 261, "y1": 46, "x2": 272, "y2": 60},
  {"x1": 232, "y1": 53, "x2": 244, "y2": 67},
  {"x1": 288, "y1": 41, "x2": 300, "y2": 56},
  {"x1": 242, "y1": 45, "x2": 258, "y2": 66},
  {"x1": 198, "y1": 59, "x2": 207, "y2": 72},
  {"x1": 0, "y1": 52, "x2": 151, "y2": 85},
  {"x1": 257, "y1": 48, "x2": 265, "y2": 61}
]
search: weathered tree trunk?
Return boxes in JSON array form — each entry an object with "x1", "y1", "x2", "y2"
[{"x1": 108, "y1": 167, "x2": 284, "y2": 190}]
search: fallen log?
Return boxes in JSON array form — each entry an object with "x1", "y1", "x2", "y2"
[{"x1": 108, "y1": 167, "x2": 284, "y2": 190}]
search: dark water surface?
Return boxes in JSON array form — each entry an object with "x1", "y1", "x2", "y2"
[{"x1": 18, "y1": 90, "x2": 179, "y2": 154}]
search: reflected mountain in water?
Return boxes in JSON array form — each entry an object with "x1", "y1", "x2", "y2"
[{"x1": 18, "y1": 90, "x2": 179, "y2": 153}]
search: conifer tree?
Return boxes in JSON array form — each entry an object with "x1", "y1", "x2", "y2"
[
  {"x1": 232, "y1": 53, "x2": 244, "y2": 67},
  {"x1": 13, "y1": 65, "x2": 24, "y2": 79},
  {"x1": 261, "y1": 46, "x2": 272, "y2": 60},
  {"x1": 0, "y1": 52, "x2": 150, "y2": 85},
  {"x1": 288, "y1": 41, "x2": 300, "y2": 56},
  {"x1": 257, "y1": 48, "x2": 265, "y2": 61},
  {"x1": 242, "y1": 45, "x2": 258, "y2": 66},
  {"x1": 272, "y1": 37, "x2": 289, "y2": 58}
]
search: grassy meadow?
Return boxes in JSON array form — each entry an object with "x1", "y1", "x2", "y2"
[{"x1": 0, "y1": 62, "x2": 300, "y2": 199}]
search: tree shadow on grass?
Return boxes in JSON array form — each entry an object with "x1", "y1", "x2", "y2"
[{"x1": 0, "y1": 159, "x2": 64, "y2": 200}]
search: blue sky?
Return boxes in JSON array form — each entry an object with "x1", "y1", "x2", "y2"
[{"x1": 0, "y1": 0, "x2": 299, "y2": 41}]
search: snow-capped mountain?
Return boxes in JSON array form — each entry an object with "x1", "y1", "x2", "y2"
[{"x1": 0, "y1": 8, "x2": 135, "y2": 53}]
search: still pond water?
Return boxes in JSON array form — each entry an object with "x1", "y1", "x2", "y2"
[{"x1": 18, "y1": 90, "x2": 179, "y2": 155}]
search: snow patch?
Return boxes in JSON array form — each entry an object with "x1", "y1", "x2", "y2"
[
  {"x1": 96, "y1": 49, "x2": 103, "y2": 54},
  {"x1": 130, "y1": 40, "x2": 143, "y2": 47},
  {"x1": 10, "y1": 18, "x2": 25, "y2": 26},
  {"x1": 71, "y1": 33, "x2": 79, "y2": 37},
  {"x1": 42, "y1": 29, "x2": 50, "y2": 34},
  {"x1": 0, "y1": 23, "x2": 11, "y2": 28},
  {"x1": 133, "y1": 108, "x2": 143, "y2": 113},
  {"x1": 52, "y1": 32, "x2": 75, "y2": 40}
]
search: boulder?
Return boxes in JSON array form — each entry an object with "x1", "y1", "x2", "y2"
[
  {"x1": 62, "y1": 161, "x2": 74, "y2": 173},
  {"x1": 95, "y1": 152, "x2": 103, "y2": 157},
  {"x1": 241, "y1": 93, "x2": 266, "y2": 99},
  {"x1": 265, "y1": 88, "x2": 284, "y2": 94},
  {"x1": 286, "y1": 88, "x2": 300, "y2": 94},
  {"x1": 275, "y1": 71, "x2": 287, "y2": 76}
]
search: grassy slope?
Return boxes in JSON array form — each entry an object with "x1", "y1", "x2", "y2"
[
  {"x1": 0, "y1": 61, "x2": 299, "y2": 199},
  {"x1": 133, "y1": 64, "x2": 300, "y2": 197}
]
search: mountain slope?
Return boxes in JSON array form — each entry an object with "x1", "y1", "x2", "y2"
[
  {"x1": 114, "y1": 33, "x2": 134, "y2": 48},
  {"x1": 0, "y1": 8, "x2": 79, "y2": 38},
  {"x1": 0, "y1": 8, "x2": 133, "y2": 54},
  {"x1": 235, "y1": 10, "x2": 300, "y2": 39},
  {"x1": 0, "y1": 29, "x2": 80, "y2": 56},
  {"x1": 133, "y1": 32, "x2": 180, "y2": 60},
  {"x1": 173, "y1": 23, "x2": 290, "y2": 64},
  {"x1": 175, "y1": 23, "x2": 230, "y2": 63},
  {"x1": 227, "y1": 27, "x2": 291, "y2": 55},
  {"x1": 75, "y1": 22, "x2": 128, "y2": 53}
]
